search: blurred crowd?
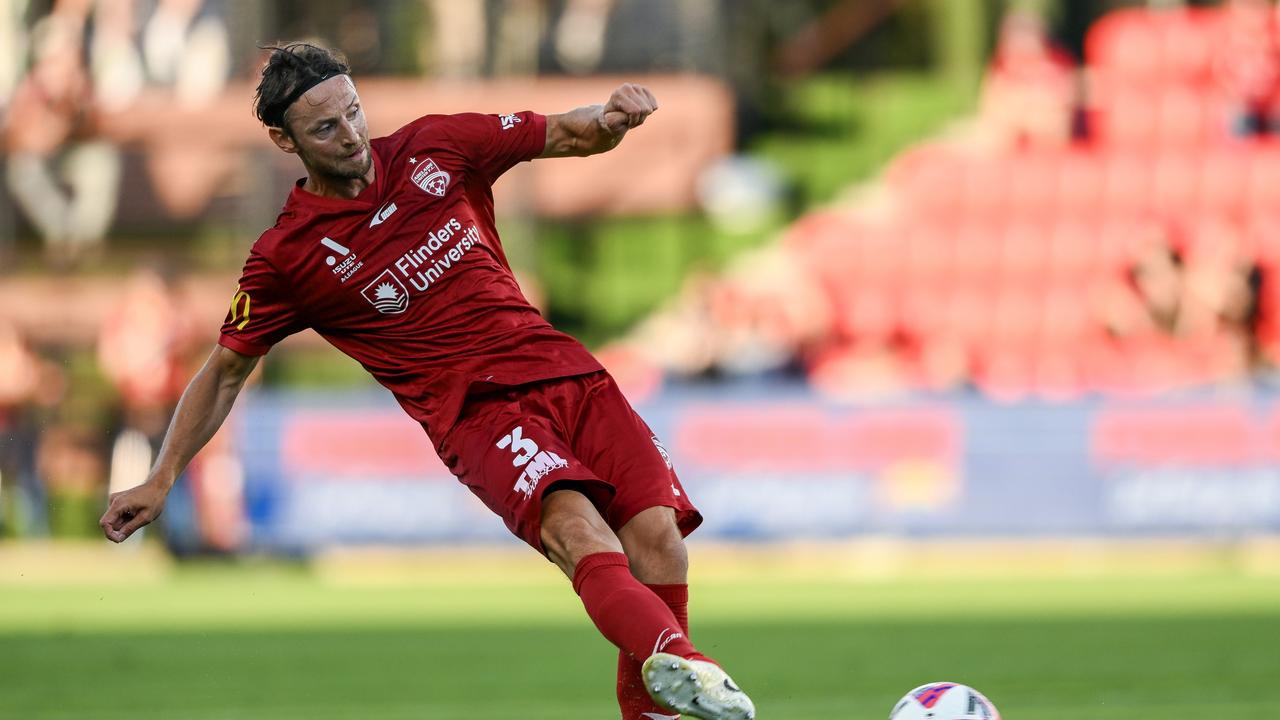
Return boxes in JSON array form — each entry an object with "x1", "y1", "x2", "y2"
[
  {"x1": 0, "y1": 265, "x2": 202, "y2": 538},
  {"x1": 1, "y1": 0, "x2": 232, "y2": 266},
  {"x1": 0, "y1": 0, "x2": 232, "y2": 539},
  {"x1": 7, "y1": 0, "x2": 1280, "y2": 540},
  {"x1": 0, "y1": 0, "x2": 739, "y2": 540}
]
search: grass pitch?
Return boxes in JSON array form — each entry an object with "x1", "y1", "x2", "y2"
[{"x1": 1, "y1": 551, "x2": 1278, "y2": 719}]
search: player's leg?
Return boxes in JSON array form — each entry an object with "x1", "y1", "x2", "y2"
[
  {"x1": 615, "y1": 506, "x2": 693, "y2": 718},
  {"x1": 541, "y1": 489, "x2": 754, "y2": 720},
  {"x1": 557, "y1": 374, "x2": 753, "y2": 720},
  {"x1": 617, "y1": 505, "x2": 688, "y2": 584},
  {"x1": 539, "y1": 483, "x2": 624, "y2": 576},
  {"x1": 540, "y1": 488, "x2": 702, "y2": 660},
  {"x1": 607, "y1": 505, "x2": 753, "y2": 720},
  {"x1": 617, "y1": 506, "x2": 690, "y2": 636}
]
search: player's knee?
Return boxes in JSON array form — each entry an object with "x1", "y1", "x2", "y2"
[
  {"x1": 540, "y1": 490, "x2": 622, "y2": 575},
  {"x1": 623, "y1": 516, "x2": 688, "y2": 583}
]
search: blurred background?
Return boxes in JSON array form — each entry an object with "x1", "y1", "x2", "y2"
[{"x1": 2, "y1": 1, "x2": 1279, "y2": 718}]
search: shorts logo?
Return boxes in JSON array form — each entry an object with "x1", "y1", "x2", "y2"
[
  {"x1": 361, "y1": 269, "x2": 409, "y2": 314},
  {"x1": 497, "y1": 425, "x2": 568, "y2": 499},
  {"x1": 499, "y1": 113, "x2": 521, "y2": 130},
  {"x1": 410, "y1": 156, "x2": 451, "y2": 197}
]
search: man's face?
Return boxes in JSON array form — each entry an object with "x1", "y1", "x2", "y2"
[{"x1": 271, "y1": 75, "x2": 372, "y2": 181}]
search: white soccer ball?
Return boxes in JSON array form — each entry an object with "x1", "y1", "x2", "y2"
[{"x1": 889, "y1": 682, "x2": 1001, "y2": 720}]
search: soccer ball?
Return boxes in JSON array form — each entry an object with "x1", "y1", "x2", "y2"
[{"x1": 889, "y1": 682, "x2": 1001, "y2": 720}]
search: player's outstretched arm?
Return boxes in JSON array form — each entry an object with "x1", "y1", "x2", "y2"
[
  {"x1": 99, "y1": 344, "x2": 260, "y2": 543},
  {"x1": 539, "y1": 82, "x2": 658, "y2": 158}
]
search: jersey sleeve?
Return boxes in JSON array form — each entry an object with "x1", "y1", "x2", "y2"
[
  {"x1": 445, "y1": 111, "x2": 547, "y2": 184},
  {"x1": 218, "y1": 250, "x2": 306, "y2": 356}
]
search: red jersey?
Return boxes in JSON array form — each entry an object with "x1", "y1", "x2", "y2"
[{"x1": 219, "y1": 111, "x2": 602, "y2": 441}]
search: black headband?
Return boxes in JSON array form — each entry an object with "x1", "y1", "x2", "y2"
[{"x1": 266, "y1": 71, "x2": 342, "y2": 128}]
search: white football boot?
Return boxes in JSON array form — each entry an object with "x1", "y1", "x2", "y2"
[{"x1": 642, "y1": 652, "x2": 756, "y2": 720}]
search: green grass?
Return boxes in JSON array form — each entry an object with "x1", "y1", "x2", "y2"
[{"x1": 2, "y1": 565, "x2": 1278, "y2": 719}]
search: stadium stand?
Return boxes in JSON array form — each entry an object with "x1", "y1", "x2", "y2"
[{"x1": 616, "y1": 5, "x2": 1280, "y2": 401}]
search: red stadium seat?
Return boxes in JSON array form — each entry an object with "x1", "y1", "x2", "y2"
[
  {"x1": 1198, "y1": 148, "x2": 1250, "y2": 216},
  {"x1": 899, "y1": 283, "x2": 947, "y2": 338},
  {"x1": 1033, "y1": 351, "x2": 1086, "y2": 399},
  {"x1": 903, "y1": 223, "x2": 953, "y2": 285},
  {"x1": 1006, "y1": 151, "x2": 1061, "y2": 218},
  {"x1": 837, "y1": 286, "x2": 898, "y2": 343},
  {"x1": 1161, "y1": 8, "x2": 1219, "y2": 85},
  {"x1": 1055, "y1": 150, "x2": 1105, "y2": 215},
  {"x1": 1047, "y1": 220, "x2": 1099, "y2": 282},
  {"x1": 942, "y1": 284, "x2": 995, "y2": 347},
  {"x1": 1149, "y1": 151, "x2": 1199, "y2": 219},
  {"x1": 999, "y1": 222, "x2": 1052, "y2": 281},
  {"x1": 1087, "y1": 9, "x2": 1164, "y2": 84},
  {"x1": 1247, "y1": 141, "x2": 1280, "y2": 215},
  {"x1": 1093, "y1": 83, "x2": 1160, "y2": 148},
  {"x1": 950, "y1": 222, "x2": 1003, "y2": 285},
  {"x1": 1040, "y1": 286, "x2": 1093, "y2": 343},
  {"x1": 1156, "y1": 87, "x2": 1211, "y2": 148},
  {"x1": 1088, "y1": 7, "x2": 1220, "y2": 86},
  {"x1": 989, "y1": 287, "x2": 1043, "y2": 349},
  {"x1": 1096, "y1": 217, "x2": 1165, "y2": 273},
  {"x1": 960, "y1": 157, "x2": 1012, "y2": 221},
  {"x1": 1247, "y1": 214, "x2": 1280, "y2": 263},
  {"x1": 974, "y1": 352, "x2": 1037, "y2": 402},
  {"x1": 1100, "y1": 150, "x2": 1153, "y2": 216},
  {"x1": 885, "y1": 143, "x2": 966, "y2": 221}
]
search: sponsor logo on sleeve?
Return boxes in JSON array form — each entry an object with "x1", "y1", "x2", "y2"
[
  {"x1": 652, "y1": 434, "x2": 673, "y2": 469},
  {"x1": 226, "y1": 285, "x2": 251, "y2": 330},
  {"x1": 499, "y1": 113, "x2": 521, "y2": 130}
]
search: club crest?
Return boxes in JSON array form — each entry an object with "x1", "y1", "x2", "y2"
[
  {"x1": 411, "y1": 157, "x2": 451, "y2": 197},
  {"x1": 361, "y1": 269, "x2": 409, "y2": 314}
]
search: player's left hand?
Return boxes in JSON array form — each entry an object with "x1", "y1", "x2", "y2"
[
  {"x1": 601, "y1": 83, "x2": 658, "y2": 137},
  {"x1": 100, "y1": 481, "x2": 169, "y2": 543}
]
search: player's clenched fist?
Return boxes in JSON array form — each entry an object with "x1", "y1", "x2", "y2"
[
  {"x1": 601, "y1": 83, "x2": 658, "y2": 137},
  {"x1": 100, "y1": 481, "x2": 168, "y2": 543}
]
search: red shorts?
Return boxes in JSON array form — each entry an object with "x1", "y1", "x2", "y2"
[{"x1": 435, "y1": 371, "x2": 701, "y2": 553}]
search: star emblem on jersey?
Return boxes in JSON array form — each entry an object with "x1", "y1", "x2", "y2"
[
  {"x1": 360, "y1": 269, "x2": 409, "y2": 314},
  {"x1": 411, "y1": 157, "x2": 451, "y2": 197}
]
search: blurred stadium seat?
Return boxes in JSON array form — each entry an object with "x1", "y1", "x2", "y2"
[{"x1": 763, "y1": 4, "x2": 1279, "y2": 399}]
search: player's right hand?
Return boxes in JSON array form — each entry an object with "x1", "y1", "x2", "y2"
[
  {"x1": 100, "y1": 481, "x2": 169, "y2": 543},
  {"x1": 601, "y1": 83, "x2": 658, "y2": 137}
]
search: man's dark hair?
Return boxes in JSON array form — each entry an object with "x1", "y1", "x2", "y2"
[{"x1": 253, "y1": 43, "x2": 351, "y2": 130}]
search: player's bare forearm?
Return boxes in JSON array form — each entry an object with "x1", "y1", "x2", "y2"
[
  {"x1": 99, "y1": 344, "x2": 258, "y2": 542},
  {"x1": 150, "y1": 345, "x2": 259, "y2": 488},
  {"x1": 540, "y1": 83, "x2": 658, "y2": 158}
]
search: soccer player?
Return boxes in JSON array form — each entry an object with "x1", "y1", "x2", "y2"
[{"x1": 98, "y1": 43, "x2": 755, "y2": 720}]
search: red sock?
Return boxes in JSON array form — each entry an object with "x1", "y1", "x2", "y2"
[
  {"x1": 647, "y1": 583, "x2": 689, "y2": 636},
  {"x1": 616, "y1": 583, "x2": 696, "y2": 719},
  {"x1": 573, "y1": 553, "x2": 703, "y2": 663}
]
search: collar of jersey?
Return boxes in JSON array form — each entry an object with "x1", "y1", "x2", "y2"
[{"x1": 286, "y1": 143, "x2": 384, "y2": 213}]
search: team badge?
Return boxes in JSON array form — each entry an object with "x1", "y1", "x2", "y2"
[
  {"x1": 410, "y1": 157, "x2": 451, "y2": 197},
  {"x1": 360, "y1": 269, "x2": 409, "y2": 314}
]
